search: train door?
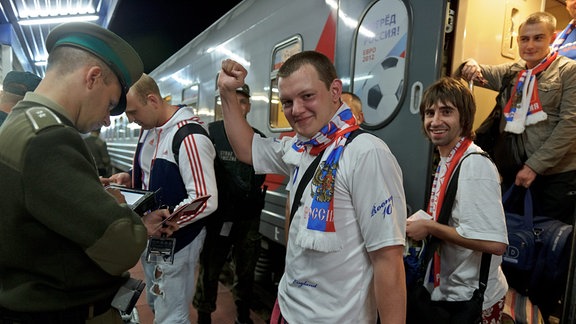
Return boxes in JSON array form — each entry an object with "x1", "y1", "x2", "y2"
[
  {"x1": 450, "y1": 0, "x2": 544, "y2": 130},
  {"x1": 337, "y1": 0, "x2": 448, "y2": 213},
  {"x1": 338, "y1": 0, "x2": 547, "y2": 213},
  {"x1": 341, "y1": 0, "x2": 573, "y2": 322}
]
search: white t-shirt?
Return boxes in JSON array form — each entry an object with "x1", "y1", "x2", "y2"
[
  {"x1": 252, "y1": 131, "x2": 406, "y2": 323},
  {"x1": 425, "y1": 145, "x2": 509, "y2": 309}
]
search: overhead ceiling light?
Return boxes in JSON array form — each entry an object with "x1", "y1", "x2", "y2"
[{"x1": 18, "y1": 15, "x2": 99, "y2": 26}]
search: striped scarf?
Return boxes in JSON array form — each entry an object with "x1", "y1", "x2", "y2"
[
  {"x1": 292, "y1": 108, "x2": 358, "y2": 252},
  {"x1": 428, "y1": 137, "x2": 472, "y2": 287},
  {"x1": 503, "y1": 52, "x2": 556, "y2": 134},
  {"x1": 551, "y1": 19, "x2": 576, "y2": 52}
]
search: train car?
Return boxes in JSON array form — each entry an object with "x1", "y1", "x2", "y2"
[{"x1": 103, "y1": 0, "x2": 575, "y2": 321}]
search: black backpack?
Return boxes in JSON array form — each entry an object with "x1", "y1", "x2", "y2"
[{"x1": 172, "y1": 122, "x2": 266, "y2": 219}]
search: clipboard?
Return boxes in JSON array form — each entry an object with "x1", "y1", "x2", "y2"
[{"x1": 106, "y1": 185, "x2": 157, "y2": 216}]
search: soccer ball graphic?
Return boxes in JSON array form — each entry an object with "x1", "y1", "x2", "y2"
[{"x1": 360, "y1": 56, "x2": 405, "y2": 125}]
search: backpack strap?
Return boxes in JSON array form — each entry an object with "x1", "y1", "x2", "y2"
[
  {"x1": 423, "y1": 151, "x2": 492, "y2": 293},
  {"x1": 345, "y1": 128, "x2": 366, "y2": 144},
  {"x1": 289, "y1": 128, "x2": 367, "y2": 226},
  {"x1": 172, "y1": 123, "x2": 209, "y2": 164},
  {"x1": 289, "y1": 153, "x2": 323, "y2": 226}
]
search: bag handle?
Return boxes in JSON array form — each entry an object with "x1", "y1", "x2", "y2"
[{"x1": 502, "y1": 185, "x2": 534, "y2": 229}]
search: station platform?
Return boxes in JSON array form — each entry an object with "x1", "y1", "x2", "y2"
[{"x1": 127, "y1": 260, "x2": 270, "y2": 324}]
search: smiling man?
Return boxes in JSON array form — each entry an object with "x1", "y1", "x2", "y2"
[
  {"x1": 458, "y1": 11, "x2": 576, "y2": 225},
  {"x1": 457, "y1": 11, "x2": 576, "y2": 319},
  {"x1": 215, "y1": 51, "x2": 407, "y2": 323},
  {"x1": 407, "y1": 77, "x2": 508, "y2": 323}
]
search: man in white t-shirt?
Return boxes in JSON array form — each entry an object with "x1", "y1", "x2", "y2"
[
  {"x1": 216, "y1": 51, "x2": 407, "y2": 323},
  {"x1": 406, "y1": 77, "x2": 509, "y2": 323}
]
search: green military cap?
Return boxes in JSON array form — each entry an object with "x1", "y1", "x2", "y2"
[
  {"x1": 3, "y1": 71, "x2": 41, "y2": 96},
  {"x1": 45, "y1": 22, "x2": 143, "y2": 116}
]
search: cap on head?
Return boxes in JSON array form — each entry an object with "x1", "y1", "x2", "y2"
[
  {"x1": 2, "y1": 71, "x2": 41, "y2": 96},
  {"x1": 45, "y1": 22, "x2": 144, "y2": 116},
  {"x1": 236, "y1": 84, "x2": 251, "y2": 98}
]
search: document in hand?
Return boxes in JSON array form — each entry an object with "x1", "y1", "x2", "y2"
[{"x1": 155, "y1": 194, "x2": 211, "y2": 230}]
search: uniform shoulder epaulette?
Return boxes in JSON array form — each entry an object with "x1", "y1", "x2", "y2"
[{"x1": 25, "y1": 107, "x2": 64, "y2": 133}]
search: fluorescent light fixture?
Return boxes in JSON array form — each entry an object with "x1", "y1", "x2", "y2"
[
  {"x1": 325, "y1": 0, "x2": 338, "y2": 10},
  {"x1": 170, "y1": 74, "x2": 193, "y2": 87},
  {"x1": 197, "y1": 108, "x2": 215, "y2": 117},
  {"x1": 18, "y1": 15, "x2": 99, "y2": 26},
  {"x1": 251, "y1": 95, "x2": 269, "y2": 103},
  {"x1": 207, "y1": 45, "x2": 250, "y2": 67}
]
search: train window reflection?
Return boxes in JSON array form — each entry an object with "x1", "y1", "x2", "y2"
[
  {"x1": 182, "y1": 84, "x2": 199, "y2": 106},
  {"x1": 215, "y1": 72, "x2": 223, "y2": 122},
  {"x1": 269, "y1": 37, "x2": 302, "y2": 130},
  {"x1": 269, "y1": 78, "x2": 289, "y2": 129}
]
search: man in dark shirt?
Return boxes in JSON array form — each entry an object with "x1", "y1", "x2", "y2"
[{"x1": 194, "y1": 84, "x2": 267, "y2": 324}]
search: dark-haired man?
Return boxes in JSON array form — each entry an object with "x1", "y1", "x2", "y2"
[
  {"x1": 407, "y1": 77, "x2": 508, "y2": 323},
  {"x1": 194, "y1": 83, "x2": 267, "y2": 324}
]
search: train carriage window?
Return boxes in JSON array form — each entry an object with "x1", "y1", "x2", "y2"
[
  {"x1": 269, "y1": 77, "x2": 289, "y2": 129},
  {"x1": 214, "y1": 73, "x2": 223, "y2": 122},
  {"x1": 351, "y1": 0, "x2": 409, "y2": 129},
  {"x1": 182, "y1": 84, "x2": 199, "y2": 109},
  {"x1": 269, "y1": 37, "x2": 302, "y2": 130}
]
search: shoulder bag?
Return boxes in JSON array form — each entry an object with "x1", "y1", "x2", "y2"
[
  {"x1": 501, "y1": 185, "x2": 573, "y2": 313},
  {"x1": 474, "y1": 72, "x2": 528, "y2": 183},
  {"x1": 407, "y1": 152, "x2": 492, "y2": 324}
]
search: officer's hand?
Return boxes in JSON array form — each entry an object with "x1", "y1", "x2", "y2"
[
  {"x1": 105, "y1": 187, "x2": 126, "y2": 204},
  {"x1": 101, "y1": 172, "x2": 132, "y2": 187}
]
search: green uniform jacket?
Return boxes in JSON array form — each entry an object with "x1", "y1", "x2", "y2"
[{"x1": 0, "y1": 93, "x2": 148, "y2": 312}]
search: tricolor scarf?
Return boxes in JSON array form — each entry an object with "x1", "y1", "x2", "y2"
[
  {"x1": 503, "y1": 52, "x2": 556, "y2": 134},
  {"x1": 551, "y1": 19, "x2": 576, "y2": 53},
  {"x1": 428, "y1": 137, "x2": 472, "y2": 287},
  {"x1": 291, "y1": 108, "x2": 359, "y2": 252}
]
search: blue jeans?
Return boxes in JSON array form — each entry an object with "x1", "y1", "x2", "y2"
[{"x1": 141, "y1": 227, "x2": 206, "y2": 324}]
